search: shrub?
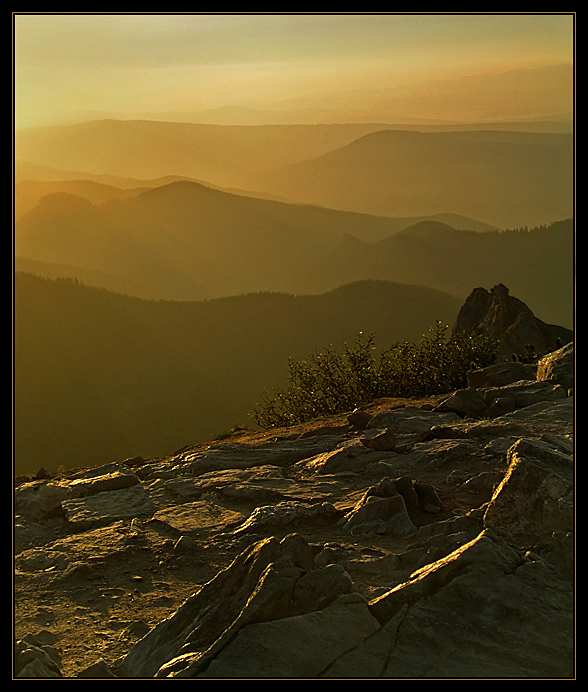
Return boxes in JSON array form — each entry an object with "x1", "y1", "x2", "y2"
[{"x1": 252, "y1": 322, "x2": 498, "y2": 429}]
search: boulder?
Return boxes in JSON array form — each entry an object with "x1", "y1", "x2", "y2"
[
  {"x1": 76, "y1": 659, "x2": 117, "y2": 678},
  {"x1": 15, "y1": 480, "x2": 73, "y2": 520},
  {"x1": 68, "y1": 466, "x2": 140, "y2": 495},
  {"x1": 179, "y1": 434, "x2": 348, "y2": 476},
  {"x1": 347, "y1": 408, "x2": 373, "y2": 429},
  {"x1": 61, "y1": 484, "x2": 158, "y2": 532},
  {"x1": 427, "y1": 397, "x2": 574, "y2": 442},
  {"x1": 480, "y1": 379, "x2": 567, "y2": 409},
  {"x1": 296, "y1": 439, "x2": 389, "y2": 475},
  {"x1": 340, "y1": 476, "x2": 443, "y2": 537},
  {"x1": 467, "y1": 360, "x2": 537, "y2": 389},
  {"x1": 115, "y1": 533, "x2": 357, "y2": 678},
  {"x1": 536, "y1": 341, "x2": 574, "y2": 391},
  {"x1": 361, "y1": 531, "x2": 574, "y2": 679},
  {"x1": 231, "y1": 500, "x2": 339, "y2": 535},
  {"x1": 196, "y1": 593, "x2": 379, "y2": 678},
  {"x1": 434, "y1": 387, "x2": 489, "y2": 418},
  {"x1": 359, "y1": 427, "x2": 398, "y2": 451},
  {"x1": 14, "y1": 635, "x2": 62, "y2": 678},
  {"x1": 484, "y1": 438, "x2": 574, "y2": 576},
  {"x1": 152, "y1": 500, "x2": 246, "y2": 536},
  {"x1": 341, "y1": 494, "x2": 416, "y2": 537},
  {"x1": 366, "y1": 407, "x2": 460, "y2": 439}
]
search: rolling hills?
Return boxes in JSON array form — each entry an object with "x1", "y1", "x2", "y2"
[
  {"x1": 14, "y1": 119, "x2": 573, "y2": 229},
  {"x1": 15, "y1": 179, "x2": 573, "y2": 326},
  {"x1": 248, "y1": 129, "x2": 574, "y2": 229},
  {"x1": 13, "y1": 165, "x2": 296, "y2": 221},
  {"x1": 220, "y1": 64, "x2": 572, "y2": 127},
  {"x1": 14, "y1": 273, "x2": 462, "y2": 474},
  {"x1": 14, "y1": 120, "x2": 395, "y2": 189},
  {"x1": 14, "y1": 179, "x2": 497, "y2": 302},
  {"x1": 300, "y1": 218, "x2": 575, "y2": 329},
  {"x1": 12, "y1": 110, "x2": 575, "y2": 476}
]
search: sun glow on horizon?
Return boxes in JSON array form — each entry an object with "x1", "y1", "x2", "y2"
[{"x1": 13, "y1": 12, "x2": 574, "y2": 130}]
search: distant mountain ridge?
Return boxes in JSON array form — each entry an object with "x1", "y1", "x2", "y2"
[
  {"x1": 15, "y1": 118, "x2": 573, "y2": 228},
  {"x1": 247, "y1": 64, "x2": 573, "y2": 127},
  {"x1": 15, "y1": 179, "x2": 497, "y2": 302},
  {"x1": 15, "y1": 160, "x2": 497, "y2": 230},
  {"x1": 14, "y1": 180, "x2": 573, "y2": 326},
  {"x1": 250, "y1": 128, "x2": 573, "y2": 228},
  {"x1": 14, "y1": 159, "x2": 296, "y2": 217},
  {"x1": 132, "y1": 65, "x2": 573, "y2": 127},
  {"x1": 302, "y1": 218, "x2": 574, "y2": 329},
  {"x1": 14, "y1": 120, "x2": 396, "y2": 188}
]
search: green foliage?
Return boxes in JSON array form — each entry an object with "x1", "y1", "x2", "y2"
[{"x1": 253, "y1": 322, "x2": 498, "y2": 429}]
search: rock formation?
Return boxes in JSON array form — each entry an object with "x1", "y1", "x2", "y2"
[
  {"x1": 14, "y1": 341, "x2": 575, "y2": 678},
  {"x1": 452, "y1": 283, "x2": 573, "y2": 361}
]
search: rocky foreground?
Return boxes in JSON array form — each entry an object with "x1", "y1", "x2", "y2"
[{"x1": 14, "y1": 343, "x2": 575, "y2": 679}]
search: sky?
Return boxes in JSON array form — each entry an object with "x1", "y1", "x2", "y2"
[{"x1": 13, "y1": 12, "x2": 575, "y2": 129}]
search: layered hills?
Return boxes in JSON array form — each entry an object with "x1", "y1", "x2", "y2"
[
  {"x1": 15, "y1": 178, "x2": 573, "y2": 326},
  {"x1": 13, "y1": 178, "x2": 495, "y2": 301},
  {"x1": 136, "y1": 65, "x2": 573, "y2": 127},
  {"x1": 15, "y1": 120, "x2": 573, "y2": 229},
  {"x1": 13, "y1": 166, "x2": 295, "y2": 221},
  {"x1": 14, "y1": 121, "x2": 393, "y2": 189},
  {"x1": 12, "y1": 113, "x2": 574, "y2": 479},
  {"x1": 17, "y1": 181, "x2": 410, "y2": 301},
  {"x1": 303, "y1": 218, "x2": 574, "y2": 328},
  {"x1": 221, "y1": 64, "x2": 574, "y2": 127},
  {"x1": 249, "y1": 129, "x2": 573, "y2": 229},
  {"x1": 14, "y1": 273, "x2": 462, "y2": 475}
]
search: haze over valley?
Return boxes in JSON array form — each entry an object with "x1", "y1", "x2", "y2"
[
  {"x1": 16, "y1": 120, "x2": 572, "y2": 230},
  {"x1": 13, "y1": 13, "x2": 574, "y2": 475}
]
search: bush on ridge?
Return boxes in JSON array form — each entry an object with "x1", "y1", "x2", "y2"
[{"x1": 253, "y1": 321, "x2": 498, "y2": 429}]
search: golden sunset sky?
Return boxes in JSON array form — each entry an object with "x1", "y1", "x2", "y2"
[{"x1": 13, "y1": 12, "x2": 574, "y2": 129}]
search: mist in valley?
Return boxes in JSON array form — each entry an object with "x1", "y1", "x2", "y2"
[{"x1": 13, "y1": 13, "x2": 575, "y2": 475}]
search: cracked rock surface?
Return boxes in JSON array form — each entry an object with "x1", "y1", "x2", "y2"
[{"x1": 14, "y1": 347, "x2": 575, "y2": 678}]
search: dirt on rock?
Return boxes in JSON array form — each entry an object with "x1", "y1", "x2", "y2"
[{"x1": 14, "y1": 390, "x2": 573, "y2": 678}]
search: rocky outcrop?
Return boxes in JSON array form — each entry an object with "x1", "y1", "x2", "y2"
[
  {"x1": 14, "y1": 634, "x2": 62, "y2": 678},
  {"x1": 14, "y1": 344, "x2": 575, "y2": 679},
  {"x1": 536, "y1": 341, "x2": 575, "y2": 391},
  {"x1": 453, "y1": 283, "x2": 573, "y2": 361}
]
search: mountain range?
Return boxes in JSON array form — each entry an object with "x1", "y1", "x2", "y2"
[
  {"x1": 107, "y1": 65, "x2": 574, "y2": 128},
  {"x1": 14, "y1": 121, "x2": 393, "y2": 189},
  {"x1": 15, "y1": 119, "x2": 573, "y2": 229},
  {"x1": 15, "y1": 178, "x2": 573, "y2": 326},
  {"x1": 249, "y1": 64, "x2": 574, "y2": 126},
  {"x1": 248, "y1": 128, "x2": 573, "y2": 229},
  {"x1": 13, "y1": 178, "x2": 496, "y2": 301},
  {"x1": 302, "y1": 218, "x2": 574, "y2": 329}
]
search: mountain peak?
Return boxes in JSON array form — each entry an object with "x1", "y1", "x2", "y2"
[
  {"x1": 396, "y1": 220, "x2": 459, "y2": 236},
  {"x1": 138, "y1": 179, "x2": 219, "y2": 200},
  {"x1": 31, "y1": 191, "x2": 95, "y2": 213}
]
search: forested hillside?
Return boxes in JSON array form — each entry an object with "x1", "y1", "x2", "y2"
[
  {"x1": 303, "y1": 218, "x2": 575, "y2": 328},
  {"x1": 14, "y1": 273, "x2": 461, "y2": 474}
]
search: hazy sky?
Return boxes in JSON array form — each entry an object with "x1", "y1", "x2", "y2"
[{"x1": 13, "y1": 12, "x2": 575, "y2": 128}]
